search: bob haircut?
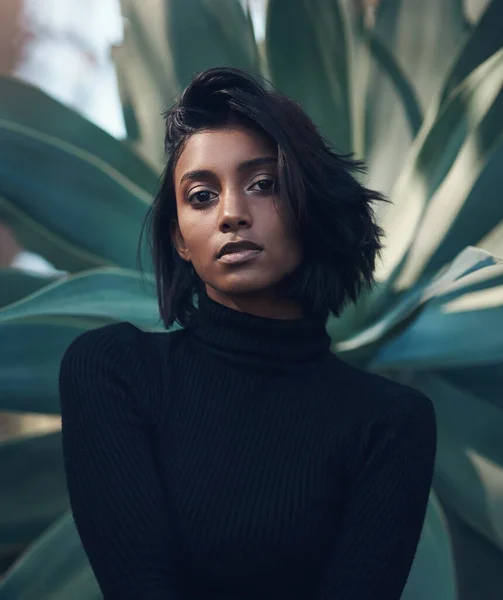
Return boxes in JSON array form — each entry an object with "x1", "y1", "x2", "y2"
[{"x1": 138, "y1": 66, "x2": 389, "y2": 329}]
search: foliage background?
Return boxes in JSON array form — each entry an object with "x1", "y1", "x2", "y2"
[{"x1": 0, "y1": 1, "x2": 502, "y2": 599}]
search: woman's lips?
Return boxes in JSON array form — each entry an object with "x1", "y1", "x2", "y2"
[{"x1": 218, "y1": 249, "x2": 262, "y2": 264}]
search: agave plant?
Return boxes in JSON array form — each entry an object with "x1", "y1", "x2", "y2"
[{"x1": 0, "y1": 0, "x2": 502, "y2": 598}]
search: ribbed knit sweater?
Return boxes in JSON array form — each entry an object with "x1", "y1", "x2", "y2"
[{"x1": 59, "y1": 288, "x2": 437, "y2": 600}]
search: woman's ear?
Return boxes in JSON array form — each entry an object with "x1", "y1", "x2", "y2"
[{"x1": 171, "y1": 220, "x2": 191, "y2": 262}]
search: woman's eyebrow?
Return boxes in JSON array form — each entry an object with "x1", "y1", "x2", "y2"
[
  {"x1": 236, "y1": 156, "x2": 277, "y2": 172},
  {"x1": 179, "y1": 157, "x2": 278, "y2": 185},
  {"x1": 179, "y1": 169, "x2": 215, "y2": 185}
]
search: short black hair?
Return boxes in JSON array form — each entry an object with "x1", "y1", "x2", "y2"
[{"x1": 137, "y1": 66, "x2": 389, "y2": 329}]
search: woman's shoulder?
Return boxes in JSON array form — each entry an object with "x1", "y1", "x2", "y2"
[
  {"x1": 61, "y1": 321, "x2": 146, "y2": 365},
  {"x1": 58, "y1": 322, "x2": 176, "y2": 393},
  {"x1": 59, "y1": 323, "x2": 184, "y2": 423},
  {"x1": 61, "y1": 321, "x2": 183, "y2": 364},
  {"x1": 59, "y1": 322, "x2": 185, "y2": 401},
  {"x1": 327, "y1": 354, "x2": 434, "y2": 422}
]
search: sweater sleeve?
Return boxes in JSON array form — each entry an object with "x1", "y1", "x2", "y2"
[
  {"x1": 316, "y1": 392, "x2": 437, "y2": 600},
  {"x1": 58, "y1": 323, "x2": 182, "y2": 600}
]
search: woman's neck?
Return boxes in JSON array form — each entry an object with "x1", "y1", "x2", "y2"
[
  {"x1": 186, "y1": 286, "x2": 333, "y2": 374},
  {"x1": 204, "y1": 284, "x2": 304, "y2": 320}
]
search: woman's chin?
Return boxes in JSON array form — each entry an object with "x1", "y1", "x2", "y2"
[{"x1": 207, "y1": 274, "x2": 280, "y2": 298}]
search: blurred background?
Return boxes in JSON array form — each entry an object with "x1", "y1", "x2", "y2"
[{"x1": 0, "y1": 1, "x2": 502, "y2": 598}]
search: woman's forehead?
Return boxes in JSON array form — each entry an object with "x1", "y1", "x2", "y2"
[{"x1": 174, "y1": 127, "x2": 277, "y2": 179}]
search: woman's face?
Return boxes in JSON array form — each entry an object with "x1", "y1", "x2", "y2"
[{"x1": 172, "y1": 125, "x2": 303, "y2": 315}]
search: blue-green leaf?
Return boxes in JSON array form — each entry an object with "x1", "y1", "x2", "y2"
[
  {"x1": 400, "y1": 493, "x2": 456, "y2": 600},
  {"x1": 362, "y1": 0, "x2": 466, "y2": 194},
  {"x1": 369, "y1": 258, "x2": 503, "y2": 370},
  {"x1": 0, "y1": 268, "x2": 161, "y2": 329},
  {"x1": 168, "y1": 0, "x2": 259, "y2": 89},
  {"x1": 0, "y1": 269, "x2": 61, "y2": 309},
  {"x1": 0, "y1": 433, "x2": 67, "y2": 547},
  {"x1": 0, "y1": 323, "x2": 88, "y2": 414},
  {"x1": 413, "y1": 373, "x2": 503, "y2": 554},
  {"x1": 0, "y1": 76, "x2": 158, "y2": 194},
  {"x1": 374, "y1": 48, "x2": 503, "y2": 292},
  {"x1": 115, "y1": 0, "x2": 180, "y2": 169},
  {"x1": 338, "y1": 247, "x2": 497, "y2": 362},
  {"x1": 0, "y1": 511, "x2": 100, "y2": 600},
  {"x1": 439, "y1": 0, "x2": 503, "y2": 107},
  {"x1": 266, "y1": 0, "x2": 352, "y2": 153},
  {"x1": 0, "y1": 119, "x2": 151, "y2": 273}
]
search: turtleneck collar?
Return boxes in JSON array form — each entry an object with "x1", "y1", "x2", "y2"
[{"x1": 186, "y1": 288, "x2": 333, "y2": 373}]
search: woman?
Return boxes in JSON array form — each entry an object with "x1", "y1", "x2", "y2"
[{"x1": 59, "y1": 67, "x2": 437, "y2": 600}]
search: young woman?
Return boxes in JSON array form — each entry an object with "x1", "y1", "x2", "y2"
[{"x1": 59, "y1": 67, "x2": 437, "y2": 600}]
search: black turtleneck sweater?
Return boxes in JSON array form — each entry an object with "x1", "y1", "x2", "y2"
[{"x1": 59, "y1": 289, "x2": 437, "y2": 600}]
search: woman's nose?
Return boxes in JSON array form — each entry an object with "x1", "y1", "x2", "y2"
[{"x1": 218, "y1": 188, "x2": 252, "y2": 231}]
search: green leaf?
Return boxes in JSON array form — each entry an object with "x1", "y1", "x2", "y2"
[
  {"x1": 344, "y1": 4, "x2": 423, "y2": 164},
  {"x1": 391, "y1": 100, "x2": 503, "y2": 292},
  {"x1": 362, "y1": 0, "x2": 466, "y2": 194},
  {"x1": 477, "y1": 212, "x2": 503, "y2": 260},
  {"x1": 0, "y1": 323, "x2": 87, "y2": 414},
  {"x1": 369, "y1": 259, "x2": 503, "y2": 371},
  {"x1": 0, "y1": 269, "x2": 61, "y2": 309},
  {"x1": 266, "y1": 0, "x2": 353, "y2": 154},
  {"x1": 400, "y1": 493, "x2": 457, "y2": 600},
  {"x1": 373, "y1": 0, "x2": 466, "y2": 112},
  {"x1": 412, "y1": 373, "x2": 503, "y2": 554},
  {"x1": 417, "y1": 141, "x2": 503, "y2": 281},
  {"x1": 113, "y1": 48, "x2": 141, "y2": 143},
  {"x1": 343, "y1": 2, "x2": 371, "y2": 161},
  {"x1": 434, "y1": 364, "x2": 503, "y2": 412},
  {"x1": 0, "y1": 269, "x2": 175, "y2": 414},
  {"x1": 0, "y1": 512, "x2": 101, "y2": 600},
  {"x1": 439, "y1": 500, "x2": 503, "y2": 600},
  {"x1": 366, "y1": 33, "x2": 423, "y2": 139},
  {"x1": 439, "y1": 0, "x2": 503, "y2": 107},
  {"x1": 0, "y1": 76, "x2": 158, "y2": 194},
  {"x1": 0, "y1": 268, "x2": 162, "y2": 329},
  {"x1": 337, "y1": 246, "x2": 497, "y2": 362},
  {"x1": 168, "y1": 0, "x2": 260, "y2": 89},
  {"x1": 116, "y1": 0, "x2": 180, "y2": 169},
  {"x1": 0, "y1": 433, "x2": 68, "y2": 548},
  {"x1": 0, "y1": 120, "x2": 151, "y2": 273},
  {"x1": 0, "y1": 194, "x2": 95, "y2": 275},
  {"x1": 374, "y1": 48, "x2": 503, "y2": 291}
]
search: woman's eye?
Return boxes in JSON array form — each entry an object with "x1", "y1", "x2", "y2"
[
  {"x1": 251, "y1": 178, "x2": 276, "y2": 192},
  {"x1": 188, "y1": 190, "x2": 214, "y2": 204}
]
